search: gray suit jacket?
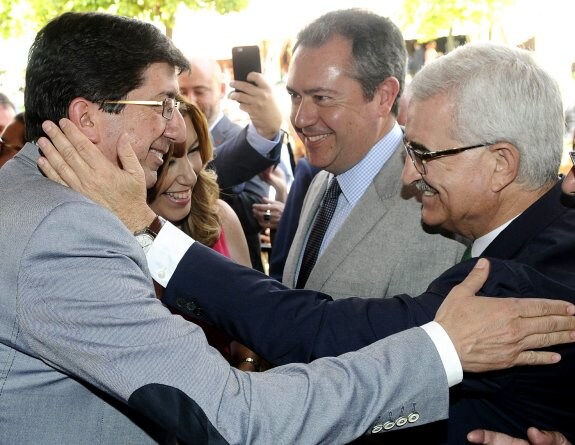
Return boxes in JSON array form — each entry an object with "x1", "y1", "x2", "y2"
[
  {"x1": 283, "y1": 143, "x2": 465, "y2": 299},
  {"x1": 0, "y1": 144, "x2": 450, "y2": 444}
]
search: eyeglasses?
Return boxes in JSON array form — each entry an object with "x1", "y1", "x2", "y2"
[
  {"x1": 403, "y1": 137, "x2": 492, "y2": 175},
  {"x1": 102, "y1": 97, "x2": 181, "y2": 120},
  {"x1": 570, "y1": 151, "x2": 575, "y2": 166}
]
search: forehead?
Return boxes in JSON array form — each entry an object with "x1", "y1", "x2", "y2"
[
  {"x1": 183, "y1": 61, "x2": 216, "y2": 87},
  {"x1": 134, "y1": 62, "x2": 180, "y2": 96},
  {"x1": 288, "y1": 35, "x2": 354, "y2": 88},
  {"x1": 405, "y1": 94, "x2": 455, "y2": 144}
]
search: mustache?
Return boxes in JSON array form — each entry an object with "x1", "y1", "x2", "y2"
[{"x1": 415, "y1": 180, "x2": 437, "y2": 194}]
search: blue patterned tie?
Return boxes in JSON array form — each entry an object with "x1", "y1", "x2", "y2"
[{"x1": 296, "y1": 178, "x2": 341, "y2": 289}]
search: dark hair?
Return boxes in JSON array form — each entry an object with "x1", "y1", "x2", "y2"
[
  {"x1": 24, "y1": 12, "x2": 190, "y2": 141},
  {"x1": 294, "y1": 8, "x2": 406, "y2": 115}
]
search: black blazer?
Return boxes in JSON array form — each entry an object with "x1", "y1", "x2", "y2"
[{"x1": 164, "y1": 181, "x2": 575, "y2": 443}]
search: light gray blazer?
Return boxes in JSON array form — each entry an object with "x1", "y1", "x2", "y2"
[
  {"x1": 283, "y1": 143, "x2": 466, "y2": 299},
  {"x1": 0, "y1": 144, "x2": 450, "y2": 444}
]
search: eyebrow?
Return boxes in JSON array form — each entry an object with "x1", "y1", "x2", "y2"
[
  {"x1": 286, "y1": 85, "x2": 339, "y2": 96},
  {"x1": 407, "y1": 140, "x2": 431, "y2": 153}
]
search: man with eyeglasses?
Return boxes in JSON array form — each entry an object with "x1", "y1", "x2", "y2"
[
  {"x1": 169, "y1": 42, "x2": 575, "y2": 444},
  {"x1": 7, "y1": 11, "x2": 575, "y2": 445},
  {"x1": 36, "y1": 36, "x2": 575, "y2": 444}
]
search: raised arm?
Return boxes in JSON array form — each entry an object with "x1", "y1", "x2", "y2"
[{"x1": 37, "y1": 118, "x2": 575, "y2": 373}]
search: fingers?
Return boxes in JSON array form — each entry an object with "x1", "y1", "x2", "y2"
[
  {"x1": 467, "y1": 428, "x2": 572, "y2": 445},
  {"x1": 37, "y1": 119, "x2": 98, "y2": 186},
  {"x1": 467, "y1": 429, "x2": 527, "y2": 444},
  {"x1": 37, "y1": 125, "x2": 82, "y2": 189},
  {"x1": 527, "y1": 427, "x2": 572, "y2": 445},
  {"x1": 511, "y1": 297, "x2": 575, "y2": 318},
  {"x1": 37, "y1": 150, "x2": 68, "y2": 187},
  {"x1": 456, "y1": 257, "x2": 490, "y2": 294},
  {"x1": 116, "y1": 133, "x2": 143, "y2": 177},
  {"x1": 252, "y1": 202, "x2": 281, "y2": 228}
]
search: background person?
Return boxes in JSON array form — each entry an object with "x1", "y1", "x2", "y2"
[
  {"x1": 281, "y1": 9, "x2": 464, "y2": 298},
  {"x1": 0, "y1": 92, "x2": 16, "y2": 133},
  {"x1": 0, "y1": 111, "x2": 25, "y2": 168},
  {"x1": 178, "y1": 56, "x2": 289, "y2": 271}
]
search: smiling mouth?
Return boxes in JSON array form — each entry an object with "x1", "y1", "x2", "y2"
[
  {"x1": 415, "y1": 180, "x2": 438, "y2": 196},
  {"x1": 165, "y1": 190, "x2": 191, "y2": 201},
  {"x1": 147, "y1": 148, "x2": 165, "y2": 166}
]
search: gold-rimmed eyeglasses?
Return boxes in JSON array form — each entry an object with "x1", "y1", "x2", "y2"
[
  {"x1": 403, "y1": 137, "x2": 492, "y2": 175},
  {"x1": 103, "y1": 97, "x2": 181, "y2": 120}
]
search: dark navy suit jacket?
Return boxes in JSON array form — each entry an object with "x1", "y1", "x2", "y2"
[
  {"x1": 209, "y1": 118, "x2": 281, "y2": 190},
  {"x1": 269, "y1": 157, "x2": 320, "y2": 281},
  {"x1": 164, "y1": 181, "x2": 575, "y2": 444}
]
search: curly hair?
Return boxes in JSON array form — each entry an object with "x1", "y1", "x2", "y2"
[{"x1": 148, "y1": 99, "x2": 221, "y2": 247}]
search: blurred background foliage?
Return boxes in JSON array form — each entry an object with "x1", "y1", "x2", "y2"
[{"x1": 0, "y1": 0, "x2": 248, "y2": 38}]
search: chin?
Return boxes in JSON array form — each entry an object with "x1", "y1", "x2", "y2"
[{"x1": 145, "y1": 172, "x2": 158, "y2": 189}]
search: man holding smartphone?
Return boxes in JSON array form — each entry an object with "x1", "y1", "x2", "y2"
[{"x1": 178, "y1": 55, "x2": 289, "y2": 271}]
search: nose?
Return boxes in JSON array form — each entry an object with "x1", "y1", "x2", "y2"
[
  {"x1": 561, "y1": 167, "x2": 575, "y2": 195},
  {"x1": 163, "y1": 107, "x2": 187, "y2": 144},
  {"x1": 291, "y1": 97, "x2": 317, "y2": 131},
  {"x1": 177, "y1": 156, "x2": 197, "y2": 187},
  {"x1": 401, "y1": 154, "x2": 423, "y2": 186}
]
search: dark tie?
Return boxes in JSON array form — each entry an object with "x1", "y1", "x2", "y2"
[
  {"x1": 461, "y1": 244, "x2": 472, "y2": 262},
  {"x1": 296, "y1": 178, "x2": 341, "y2": 289}
]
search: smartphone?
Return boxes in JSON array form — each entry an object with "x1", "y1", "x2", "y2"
[{"x1": 232, "y1": 45, "x2": 261, "y2": 84}]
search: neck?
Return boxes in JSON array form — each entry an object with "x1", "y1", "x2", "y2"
[{"x1": 472, "y1": 181, "x2": 556, "y2": 239}]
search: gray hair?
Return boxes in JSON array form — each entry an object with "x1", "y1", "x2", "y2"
[
  {"x1": 294, "y1": 8, "x2": 407, "y2": 116},
  {"x1": 410, "y1": 42, "x2": 563, "y2": 189}
]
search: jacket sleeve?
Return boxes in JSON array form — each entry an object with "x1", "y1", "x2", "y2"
[
  {"x1": 20, "y1": 201, "x2": 450, "y2": 444},
  {"x1": 164, "y1": 242, "x2": 449, "y2": 364},
  {"x1": 210, "y1": 126, "x2": 282, "y2": 189}
]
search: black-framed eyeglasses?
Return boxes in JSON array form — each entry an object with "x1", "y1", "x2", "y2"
[
  {"x1": 570, "y1": 151, "x2": 575, "y2": 167},
  {"x1": 403, "y1": 137, "x2": 492, "y2": 175},
  {"x1": 102, "y1": 97, "x2": 181, "y2": 120}
]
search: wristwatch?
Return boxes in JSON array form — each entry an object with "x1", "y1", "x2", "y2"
[{"x1": 134, "y1": 215, "x2": 165, "y2": 253}]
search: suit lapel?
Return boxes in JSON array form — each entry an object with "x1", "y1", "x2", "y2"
[
  {"x1": 306, "y1": 143, "x2": 407, "y2": 289},
  {"x1": 283, "y1": 171, "x2": 329, "y2": 286},
  {"x1": 483, "y1": 182, "x2": 566, "y2": 259},
  {"x1": 211, "y1": 116, "x2": 240, "y2": 147}
]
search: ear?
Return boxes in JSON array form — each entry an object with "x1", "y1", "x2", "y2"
[
  {"x1": 374, "y1": 76, "x2": 400, "y2": 117},
  {"x1": 489, "y1": 142, "x2": 520, "y2": 192},
  {"x1": 67, "y1": 98, "x2": 100, "y2": 143},
  {"x1": 218, "y1": 80, "x2": 227, "y2": 101}
]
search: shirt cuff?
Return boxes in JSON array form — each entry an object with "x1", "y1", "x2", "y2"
[
  {"x1": 246, "y1": 122, "x2": 280, "y2": 155},
  {"x1": 146, "y1": 221, "x2": 194, "y2": 287},
  {"x1": 421, "y1": 321, "x2": 463, "y2": 387}
]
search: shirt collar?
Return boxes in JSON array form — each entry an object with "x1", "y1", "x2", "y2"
[
  {"x1": 471, "y1": 215, "x2": 521, "y2": 257},
  {"x1": 335, "y1": 122, "x2": 403, "y2": 205}
]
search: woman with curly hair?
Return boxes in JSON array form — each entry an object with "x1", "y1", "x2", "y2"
[{"x1": 148, "y1": 99, "x2": 263, "y2": 371}]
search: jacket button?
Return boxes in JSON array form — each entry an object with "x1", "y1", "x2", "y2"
[{"x1": 383, "y1": 420, "x2": 395, "y2": 430}]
